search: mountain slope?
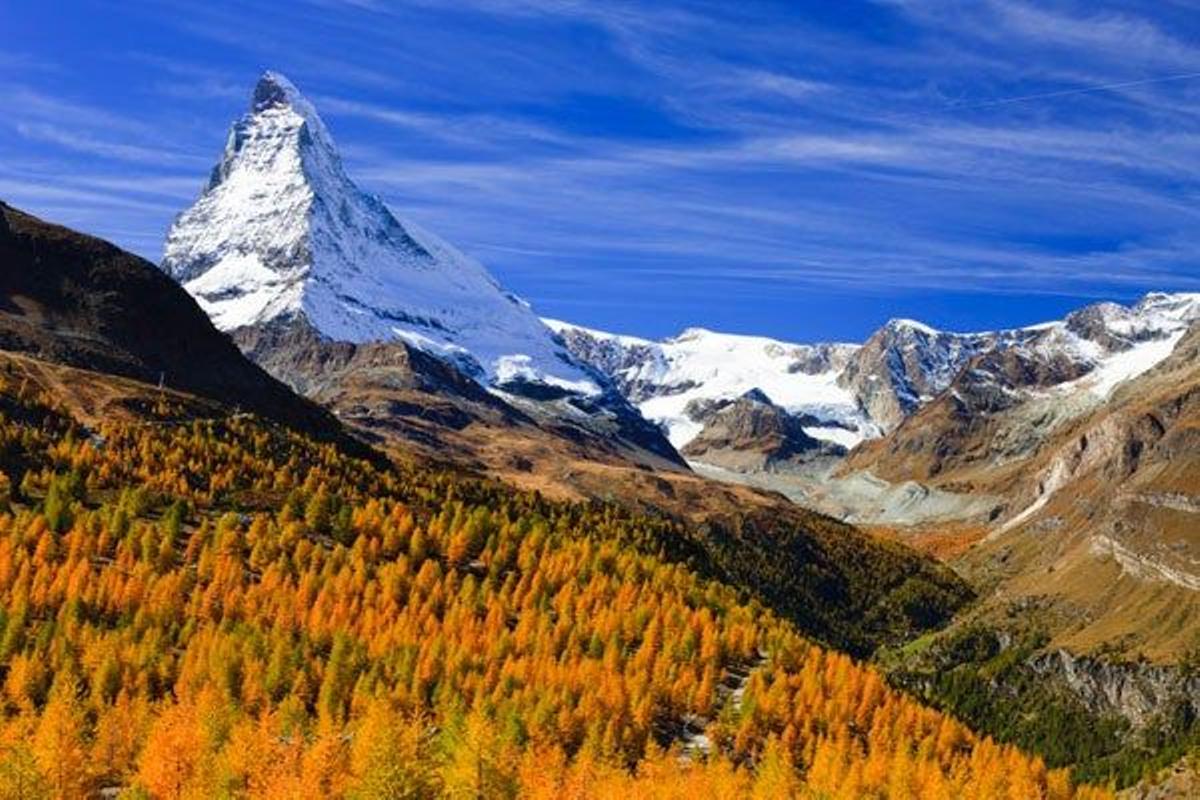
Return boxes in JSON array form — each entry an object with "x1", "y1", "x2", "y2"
[
  {"x1": 953, "y1": 320, "x2": 1200, "y2": 659},
  {"x1": 231, "y1": 315, "x2": 684, "y2": 474},
  {"x1": 0, "y1": 200, "x2": 344, "y2": 440},
  {"x1": 162, "y1": 72, "x2": 597, "y2": 397},
  {"x1": 2, "y1": 197, "x2": 968, "y2": 651},
  {"x1": 0, "y1": 375, "x2": 1104, "y2": 798},
  {"x1": 874, "y1": 318, "x2": 1200, "y2": 791}
]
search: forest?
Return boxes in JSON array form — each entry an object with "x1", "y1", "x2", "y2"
[{"x1": 0, "y1": 375, "x2": 1111, "y2": 798}]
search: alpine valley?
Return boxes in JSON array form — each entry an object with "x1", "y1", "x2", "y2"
[{"x1": 0, "y1": 68, "x2": 1194, "y2": 798}]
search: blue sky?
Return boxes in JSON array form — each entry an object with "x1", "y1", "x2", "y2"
[{"x1": 4, "y1": 1, "x2": 1200, "y2": 342}]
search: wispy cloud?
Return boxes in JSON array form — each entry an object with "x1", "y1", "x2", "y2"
[
  {"x1": 15, "y1": 122, "x2": 205, "y2": 166},
  {"x1": 986, "y1": 0, "x2": 1200, "y2": 67},
  {"x1": 5, "y1": 0, "x2": 1200, "y2": 337}
]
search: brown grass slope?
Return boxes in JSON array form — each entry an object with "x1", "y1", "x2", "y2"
[
  {"x1": 956, "y1": 323, "x2": 1200, "y2": 661},
  {"x1": 861, "y1": 322, "x2": 1200, "y2": 661}
]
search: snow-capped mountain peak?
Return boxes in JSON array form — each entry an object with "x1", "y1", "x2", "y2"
[
  {"x1": 552, "y1": 291, "x2": 1200, "y2": 455},
  {"x1": 884, "y1": 317, "x2": 939, "y2": 336},
  {"x1": 162, "y1": 71, "x2": 598, "y2": 395}
]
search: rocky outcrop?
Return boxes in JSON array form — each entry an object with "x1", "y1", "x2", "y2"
[
  {"x1": 234, "y1": 315, "x2": 687, "y2": 468},
  {"x1": 680, "y1": 389, "x2": 838, "y2": 471},
  {"x1": 1028, "y1": 649, "x2": 1200, "y2": 728},
  {"x1": 837, "y1": 320, "x2": 1003, "y2": 429},
  {"x1": 233, "y1": 314, "x2": 506, "y2": 408},
  {"x1": 550, "y1": 324, "x2": 673, "y2": 403}
]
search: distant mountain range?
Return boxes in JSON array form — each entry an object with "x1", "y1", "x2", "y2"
[
  {"x1": 153, "y1": 72, "x2": 1200, "y2": 504},
  {"x1": 550, "y1": 293, "x2": 1199, "y2": 473}
]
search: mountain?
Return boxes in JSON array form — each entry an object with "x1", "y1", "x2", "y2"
[
  {"x1": 161, "y1": 72, "x2": 681, "y2": 472},
  {"x1": 162, "y1": 72, "x2": 594, "y2": 397},
  {"x1": 836, "y1": 318, "x2": 1020, "y2": 430},
  {"x1": 555, "y1": 294, "x2": 1199, "y2": 496},
  {"x1": 837, "y1": 304, "x2": 1200, "y2": 787},
  {"x1": 878, "y1": 328, "x2": 1200, "y2": 786},
  {"x1": 843, "y1": 293, "x2": 1200, "y2": 496},
  {"x1": 545, "y1": 320, "x2": 869, "y2": 450},
  {"x1": 836, "y1": 294, "x2": 1196, "y2": 436},
  {"x1": 947, "y1": 318, "x2": 1200, "y2": 657},
  {"x1": 678, "y1": 389, "x2": 840, "y2": 471},
  {"x1": 0, "y1": 200, "x2": 346, "y2": 441}
]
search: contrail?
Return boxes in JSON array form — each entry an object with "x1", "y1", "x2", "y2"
[{"x1": 946, "y1": 71, "x2": 1200, "y2": 111}]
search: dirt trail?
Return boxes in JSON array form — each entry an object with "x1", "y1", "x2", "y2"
[{"x1": 677, "y1": 650, "x2": 768, "y2": 760}]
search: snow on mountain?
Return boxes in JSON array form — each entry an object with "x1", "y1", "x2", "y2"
[
  {"x1": 841, "y1": 292, "x2": 1200, "y2": 429},
  {"x1": 544, "y1": 320, "x2": 870, "y2": 448},
  {"x1": 550, "y1": 292, "x2": 1200, "y2": 454},
  {"x1": 162, "y1": 72, "x2": 598, "y2": 396},
  {"x1": 838, "y1": 320, "x2": 1006, "y2": 428},
  {"x1": 1052, "y1": 292, "x2": 1200, "y2": 400}
]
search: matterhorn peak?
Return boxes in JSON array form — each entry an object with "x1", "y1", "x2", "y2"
[
  {"x1": 161, "y1": 71, "x2": 600, "y2": 397},
  {"x1": 243, "y1": 71, "x2": 336, "y2": 154},
  {"x1": 252, "y1": 70, "x2": 301, "y2": 111}
]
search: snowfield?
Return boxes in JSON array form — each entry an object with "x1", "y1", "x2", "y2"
[{"x1": 544, "y1": 320, "x2": 872, "y2": 448}]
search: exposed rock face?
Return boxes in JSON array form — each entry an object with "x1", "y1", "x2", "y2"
[
  {"x1": 1028, "y1": 649, "x2": 1200, "y2": 728},
  {"x1": 233, "y1": 315, "x2": 505, "y2": 410},
  {"x1": 837, "y1": 320, "x2": 1002, "y2": 429},
  {"x1": 550, "y1": 324, "x2": 672, "y2": 403},
  {"x1": 842, "y1": 345, "x2": 1100, "y2": 484},
  {"x1": 555, "y1": 293, "x2": 1200, "y2": 476},
  {"x1": 552, "y1": 298, "x2": 1200, "y2": 556},
  {"x1": 845, "y1": 297, "x2": 1200, "y2": 490},
  {"x1": 955, "y1": 347, "x2": 1096, "y2": 413},
  {"x1": 680, "y1": 389, "x2": 838, "y2": 471}
]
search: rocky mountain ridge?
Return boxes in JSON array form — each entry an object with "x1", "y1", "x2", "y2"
[
  {"x1": 553, "y1": 293, "x2": 1199, "y2": 478},
  {"x1": 678, "y1": 389, "x2": 841, "y2": 471}
]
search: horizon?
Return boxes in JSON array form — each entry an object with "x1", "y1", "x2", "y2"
[{"x1": 5, "y1": 1, "x2": 1200, "y2": 342}]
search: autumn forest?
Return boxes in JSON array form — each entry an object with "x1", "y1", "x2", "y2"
[{"x1": 0, "y1": 372, "x2": 1115, "y2": 798}]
